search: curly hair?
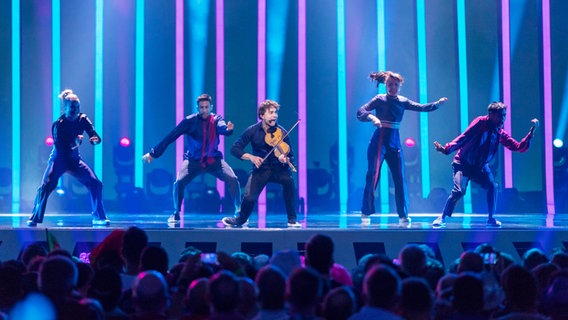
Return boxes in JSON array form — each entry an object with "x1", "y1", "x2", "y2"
[{"x1": 257, "y1": 99, "x2": 280, "y2": 119}]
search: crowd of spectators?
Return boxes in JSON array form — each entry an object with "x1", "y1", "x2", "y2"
[{"x1": 1, "y1": 227, "x2": 568, "y2": 319}]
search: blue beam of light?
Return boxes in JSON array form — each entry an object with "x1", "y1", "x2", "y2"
[
  {"x1": 94, "y1": 0, "x2": 104, "y2": 180},
  {"x1": 377, "y1": 0, "x2": 389, "y2": 213},
  {"x1": 134, "y1": 0, "x2": 144, "y2": 188},
  {"x1": 52, "y1": 0, "x2": 61, "y2": 122},
  {"x1": 416, "y1": 0, "x2": 431, "y2": 198},
  {"x1": 266, "y1": 0, "x2": 289, "y2": 100},
  {"x1": 337, "y1": 0, "x2": 348, "y2": 215},
  {"x1": 12, "y1": 0, "x2": 21, "y2": 212},
  {"x1": 457, "y1": 0, "x2": 472, "y2": 213},
  {"x1": 556, "y1": 72, "x2": 568, "y2": 141},
  {"x1": 189, "y1": 0, "x2": 210, "y2": 102}
]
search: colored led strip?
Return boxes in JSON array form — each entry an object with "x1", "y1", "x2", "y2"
[
  {"x1": 457, "y1": 0, "x2": 472, "y2": 213},
  {"x1": 134, "y1": 0, "x2": 144, "y2": 188}
]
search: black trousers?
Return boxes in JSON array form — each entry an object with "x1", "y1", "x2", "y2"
[
  {"x1": 30, "y1": 155, "x2": 106, "y2": 223},
  {"x1": 235, "y1": 164, "x2": 296, "y2": 223},
  {"x1": 361, "y1": 129, "x2": 409, "y2": 218},
  {"x1": 173, "y1": 159, "x2": 241, "y2": 213},
  {"x1": 442, "y1": 163, "x2": 498, "y2": 218}
]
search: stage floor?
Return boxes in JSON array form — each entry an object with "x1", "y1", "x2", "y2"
[
  {"x1": 1, "y1": 211, "x2": 567, "y2": 270},
  {"x1": 1, "y1": 211, "x2": 566, "y2": 229}
]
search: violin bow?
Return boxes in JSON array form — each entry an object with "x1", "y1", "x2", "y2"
[{"x1": 262, "y1": 119, "x2": 301, "y2": 163}]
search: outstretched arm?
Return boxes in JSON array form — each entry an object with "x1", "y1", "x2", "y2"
[
  {"x1": 433, "y1": 141, "x2": 449, "y2": 155},
  {"x1": 500, "y1": 118, "x2": 539, "y2": 153}
]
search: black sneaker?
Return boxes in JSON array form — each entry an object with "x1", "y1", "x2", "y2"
[
  {"x1": 168, "y1": 212, "x2": 181, "y2": 223},
  {"x1": 222, "y1": 217, "x2": 243, "y2": 227},
  {"x1": 486, "y1": 217, "x2": 502, "y2": 227},
  {"x1": 27, "y1": 220, "x2": 38, "y2": 227}
]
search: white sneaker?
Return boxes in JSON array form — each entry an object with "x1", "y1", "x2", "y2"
[
  {"x1": 92, "y1": 218, "x2": 110, "y2": 226},
  {"x1": 287, "y1": 220, "x2": 301, "y2": 228},
  {"x1": 432, "y1": 215, "x2": 447, "y2": 228},
  {"x1": 398, "y1": 217, "x2": 411, "y2": 228},
  {"x1": 361, "y1": 214, "x2": 371, "y2": 225}
]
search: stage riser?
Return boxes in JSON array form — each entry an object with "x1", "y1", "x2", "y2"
[{"x1": 1, "y1": 228, "x2": 567, "y2": 269}]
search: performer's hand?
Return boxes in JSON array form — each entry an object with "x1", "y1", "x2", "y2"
[
  {"x1": 89, "y1": 136, "x2": 100, "y2": 145},
  {"x1": 142, "y1": 153, "x2": 153, "y2": 164},
  {"x1": 227, "y1": 121, "x2": 234, "y2": 131},
  {"x1": 251, "y1": 156, "x2": 264, "y2": 168},
  {"x1": 76, "y1": 135, "x2": 84, "y2": 145},
  {"x1": 369, "y1": 115, "x2": 382, "y2": 127},
  {"x1": 247, "y1": 155, "x2": 264, "y2": 168},
  {"x1": 437, "y1": 97, "x2": 448, "y2": 104},
  {"x1": 529, "y1": 118, "x2": 539, "y2": 135},
  {"x1": 433, "y1": 141, "x2": 446, "y2": 154},
  {"x1": 278, "y1": 154, "x2": 289, "y2": 164}
]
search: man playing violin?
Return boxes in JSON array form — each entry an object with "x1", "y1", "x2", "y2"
[{"x1": 222, "y1": 99, "x2": 301, "y2": 228}]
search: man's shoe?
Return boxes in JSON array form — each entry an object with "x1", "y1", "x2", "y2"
[
  {"x1": 432, "y1": 215, "x2": 447, "y2": 228},
  {"x1": 168, "y1": 212, "x2": 181, "y2": 223},
  {"x1": 26, "y1": 220, "x2": 38, "y2": 227},
  {"x1": 398, "y1": 217, "x2": 412, "y2": 228},
  {"x1": 287, "y1": 220, "x2": 301, "y2": 228},
  {"x1": 361, "y1": 214, "x2": 371, "y2": 225},
  {"x1": 92, "y1": 218, "x2": 110, "y2": 226},
  {"x1": 486, "y1": 217, "x2": 502, "y2": 227},
  {"x1": 234, "y1": 214, "x2": 249, "y2": 226},
  {"x1": 222, "y1": 217, "x2": 243, "y2": 227}
]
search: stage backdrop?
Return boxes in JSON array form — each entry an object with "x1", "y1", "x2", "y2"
[{"x1": 1, "y1": 0, "x2": 567, "y2": 214}]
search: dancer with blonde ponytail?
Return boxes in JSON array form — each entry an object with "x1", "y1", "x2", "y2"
[{"x1": 28, "y1": 89, "x2": 109, "y2": 226}]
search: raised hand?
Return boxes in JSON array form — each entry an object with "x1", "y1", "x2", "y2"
[
  {"x1": 227, "y1": 121, "x2": 234, "y2": 131},
  {"x1": 142, "y1": 153, "x2": 153, "y2": 164},
  {"x1": 433, "y1": 141, "x2": 446, "y2": 154}
]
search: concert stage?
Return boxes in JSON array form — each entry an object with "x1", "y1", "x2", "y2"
[{"x1": 1, "y1": 211, "x2": 567, "y2": 270}]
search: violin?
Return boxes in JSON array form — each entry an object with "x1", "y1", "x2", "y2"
[{"x1": 264, "y1": 123, "x2": 298, "y2": 172}]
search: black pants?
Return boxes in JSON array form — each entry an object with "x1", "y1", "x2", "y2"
[
  {"x1": 30, "y1": 156, "x2": 106, "y2": 223},
  {"x1": 442, "y1": 163, "x2": 498, "y2": 218},
  {"x1": 173, "y1": 159, "x2": 241, "y2": 213},
  {"x1": 361, "y1": 129, "x2": 408, "y2": 218},
  {"x1": 236, "y1": 165, "x2": 296, "y2": 223}
]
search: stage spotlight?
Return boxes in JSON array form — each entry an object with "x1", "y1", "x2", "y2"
[
  {"x1": 45, "y1": 137, "x2": 54, "y2": 146},
  {"x1": 119, "y1": 137, "x2": 131, "y2": 147},
  {"x1": 404, "y1": 137, "x2": 416, "y2": 147},
  {"x1": 553, "y1": 138, "x2": 563, "y2": 148}
]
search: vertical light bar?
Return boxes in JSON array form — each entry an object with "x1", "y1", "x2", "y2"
[
  {"x1": 337, "y1": 0, "x2": 348, "y2": 213},
  {"x1": 94, "y1": 0, "x2": 104, "y2": 179},
  {"x1": 216, "y1": 0, "x2": 225, "y2": 200},
  {"x1": 257, "y1": 0, "x2": 267, "y2": 225},
  {"x1": 457, "y1": 0, "x2": 472, "y2": 213},
  {"x1": 175, "y1": 0, "x2": 184, "y2": 182},
  {"x1": 52, "y1": 0, "x2": 61, "y2": 121},
  {"x1": 377, "y1": 0, "x2": 389, "y2": 213},
  {"x1": 188, "y1": 1, "x2": 209, "y2": 102},
  {"x1": 11, "y1": 0, "x2": 21, "y2": 212},
  {"x1": 501, "y1": 0, "x2": 513, "y2": 188},
  {"x1": 416, "y1": 0, "x2": 431, "y2": 198},
  {"x1": 541, "y1": 0, "x2": 555, "y2": 214},
  {"x1": 298, "y1": 0, "x2": 307, "y2": 218},
  {"x1": 134, "y1": 0, "x2": 144, "y2": 188}
]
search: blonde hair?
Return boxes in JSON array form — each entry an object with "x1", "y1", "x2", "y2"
[{"x1": 58, "y1": 89, "x2": 80, "y2": 103}]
